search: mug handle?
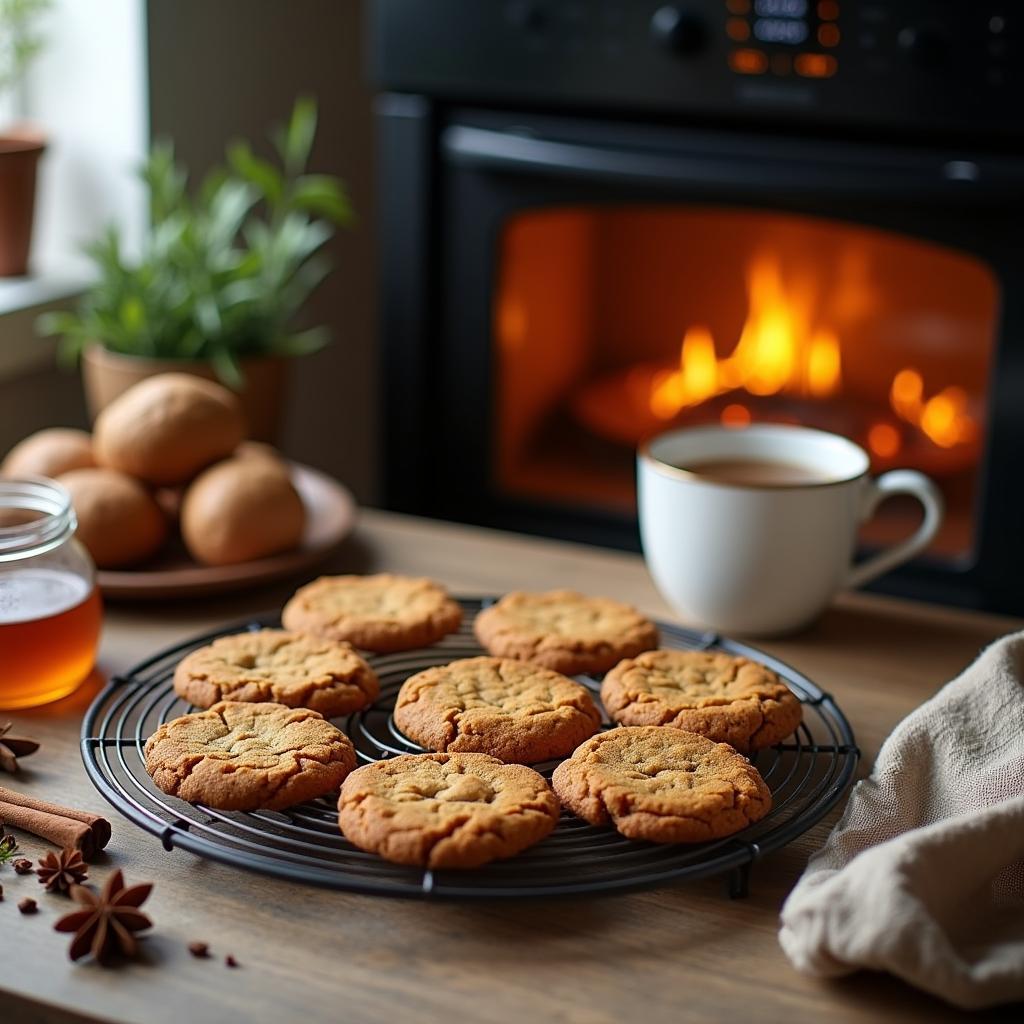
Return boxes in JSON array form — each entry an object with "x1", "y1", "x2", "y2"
[{"x1": 845, "y1": 470, "x2": 945, "y2": 589}]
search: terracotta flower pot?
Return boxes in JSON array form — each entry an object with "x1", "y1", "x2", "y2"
[
  {"x1": 81, "y1": 346, "x2": 288, "y2": 443},
  {"x1": 0, "y1": 127, "x2": 46, "y2": 277}
]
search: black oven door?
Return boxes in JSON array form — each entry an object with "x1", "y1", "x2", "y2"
[{"x1": 379, "y1": 101, "x2": 1024, "y2": 614}]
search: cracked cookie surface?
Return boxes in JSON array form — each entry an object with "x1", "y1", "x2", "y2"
[
  {"x1": 394, "y1": 656, "x2": 601, "y2": 764},
  {"x1": 144, "y1": 701, "x2": 357, "y2": 810},
  {"x1": 552, "y1": 726, "x2": 771, "y2": 843},
  {"x1": 600, "y1": 650, "x2": 802, "y2": 752},
  {"x1": 473, "y1": 590, "x2": 658, "y2": 676},
  {"x1": 282, "y1": 573, "x2": 463, "y2": 653},
  {"x1": 337, "y1": 752, "x2": 560, "y2": 868},
  {"x1": 173, "y1": 629, "x2": 380, "y2": 717}
]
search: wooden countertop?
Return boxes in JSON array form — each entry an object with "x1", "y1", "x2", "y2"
[{"x1": 1, "y1": 509, "x2": 1019, "y2": 1024}]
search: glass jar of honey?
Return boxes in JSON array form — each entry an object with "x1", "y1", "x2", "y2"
[{"x1": 0, "y1": 478, "x2": 102, "y2": 709}]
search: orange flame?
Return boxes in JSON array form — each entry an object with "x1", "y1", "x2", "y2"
[
  {"x1": 890, "y1": 369, "x2": 976, "y2": 449},
  {"x1": 867, "y1": 422, "x2": 900, "y2": 459},
  {"x1": 647, "y1": 252, "x2": 841, "y2": 419},
  {"x1": 649, "y1": 325, "x2": 717, "y2": 419},
  {"x1": 721, "y1": 402, "x2": 752, "y2": 427},
  {"x1": 643, "y1": 252, "x2": 975, "y2": 456},
  {"x1": 806, "y1": 329, "x2": 841, "y2": 398}
]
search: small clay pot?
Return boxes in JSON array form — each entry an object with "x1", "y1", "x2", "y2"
[
  {"x1": 0, "y1": 127, "x2": 46, "y2": 277},
  {"x1": 81, "y1": 345, "x2": 289, "y2": 443}
]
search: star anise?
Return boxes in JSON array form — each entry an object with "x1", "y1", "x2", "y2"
[
  {"x1": 0, "y1": 722, "x2": 39, "y2": 773},
  {"x1": 54, "y1": 869, "x2": 153, "y2": 964},
  {"x1": 37, "y1": 848, "x2": 89, "y2": 893}
]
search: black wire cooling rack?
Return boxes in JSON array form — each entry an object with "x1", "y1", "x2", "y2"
[{"x1": 81, "y1": 598, "x2": 859, "y2": 899}]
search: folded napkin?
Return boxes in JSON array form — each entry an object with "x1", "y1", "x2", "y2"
[{"x1": 779, "y1": 630, "x2": 1024, "y2": 1009}]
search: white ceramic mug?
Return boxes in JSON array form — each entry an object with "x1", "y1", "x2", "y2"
[{"x1": 637, "y1": 423, "x2": 944, "y2": 636}]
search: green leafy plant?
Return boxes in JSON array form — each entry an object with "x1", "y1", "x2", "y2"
[
  {"x1": 38, "y1": 97, "x2": 352, "y2": 387},
  {"x1": 0, "y1": 0, "x2": 50, "y2": 97}
]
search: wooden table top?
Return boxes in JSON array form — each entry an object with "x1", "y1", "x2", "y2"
[{"x1": 1, "y1": 509, "x2": 1019, "y2": 1024}]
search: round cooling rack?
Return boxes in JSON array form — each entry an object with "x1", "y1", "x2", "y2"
[{"x1": 81, "y1": 599, "x2": 859, "y2": 899}]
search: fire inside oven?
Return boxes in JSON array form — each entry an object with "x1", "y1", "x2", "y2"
[{"x1": 493, "y1": 207, "x2": 998, "y2": 562}]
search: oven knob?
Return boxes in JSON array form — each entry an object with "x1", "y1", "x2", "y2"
[
  {"x1": 650, "y1": 5, "x2": 705, "y2": 55},
  {"x1": 897, "y1": 25, "x2": 950, "y2": 69}
]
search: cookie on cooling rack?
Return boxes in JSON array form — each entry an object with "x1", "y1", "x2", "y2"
[
  {"x1": 337, "y1": 752, "x2": 560, "y2": 868},
  {"x1": 282, "y1": 573, "x2": 463, "y2": 653},
  {"x1": 393, "y1": 656, "x2": 601, "y2": 764},
  {"x1": 473, "y1": 590, "x2": 658, "y2": 676},
  {"x1": 173, "y1": 629, "x2": 380, "y2": 718},
  {"x1": 552, "y1": 726, "x2": 771, "y2": 844},
  {"x1": 144, "y1": 701, "x2": 356, "y2": 811},
  {"x1": 600, "y1": 649, "x2": 802, "y2": 752}
]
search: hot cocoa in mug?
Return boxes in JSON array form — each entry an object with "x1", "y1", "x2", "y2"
[{"x1": 637, "y1": 424, "x2": 944, "y2": 636}]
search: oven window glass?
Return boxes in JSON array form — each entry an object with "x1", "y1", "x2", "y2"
[{"x1": 492, "y1": 206, "x2": 999, "y2": 562}]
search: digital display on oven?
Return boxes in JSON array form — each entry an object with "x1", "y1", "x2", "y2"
[
  {"x1": 726, "y1": 0, "x2": 839, "y2": 80},
  {"x1": 754, "y1": 0, "x2": 808, "y2": 18},
  {"x1": 753, "y1": 0, "x2": 809, "y2": 45},
  {"x1": 754, "y1": 19, "x2": 809, "y2": 45}
]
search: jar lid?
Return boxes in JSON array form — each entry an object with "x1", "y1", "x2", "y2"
[{"x1": 0, "y1": 477, "x2": 77, "y2": 562}]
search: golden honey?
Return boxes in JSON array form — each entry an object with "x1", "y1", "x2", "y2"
[
  {"x1": 0, "y1": 478, "x2": 102, "y2": 709},
  {"x1": 0, "y1": 569, "x2": 102, "y2": 709}
]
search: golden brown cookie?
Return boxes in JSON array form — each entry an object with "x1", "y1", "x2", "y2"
[
  {"x1": 58, "y1": 467, "x2": 167, "y2": 568},
  {"x1": 173, "y1": 629, "x2": 379, "y2": 717},
  {"x1": 180, "y1": 456, "x2": 305, "y2": 566},
  {"x1": 473, "y1": 590, "x2": 658, "y2": 676},
  {"x1": 144, "y1": 701, "x2": 356, "y2": 811},
  {"x1": 600, "y1": 649, "x2": 802, "y2": 752},
  {"x1": 337, "y1": 752, "x2": 559, "y2": 868},
  {"x1": 282, "y1": 573, "x2": 463, "y2": 653},
  {"x1": 552, "y1": 726, "x2": 771, "y2": 843},
  {"x1": 394, "y1": 656, "x2": 601, "y2": 764}
]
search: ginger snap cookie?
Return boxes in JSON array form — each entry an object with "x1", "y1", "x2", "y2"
[
  {"x1": 144, "y1": 701, "x2": 356, "y2": 811},
  {"x1": 600, "y1": 649, "x2": 802, "y2": 752},
  {"x1": 337, "y1": 752, "x2": 560, "y2": 868},
  {"x1": 282, "y1": 573, "x2": 463, "y2": 653},
  {"x1": 394, "y1": 656, "x2": 601, "y2": 764},
  {"x1": 173, "y1": 629, "x2": 380, "y2": 718},
  {"x1": 552, "y1": 726, "x2": 771, "y2": 843},
  {"x1": 473, "y1": 590, "x2": 658, "y2": 676}
]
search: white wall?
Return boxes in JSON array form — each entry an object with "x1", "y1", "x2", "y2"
[
  {"x1": 21, "y1": 0, "x2": 148, "y2": 273},
  {"x1": 147, "y1": 0, "x2": 378, "y2": 500}
]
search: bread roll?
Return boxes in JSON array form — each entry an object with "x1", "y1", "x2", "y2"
[
  {"x1": 181, "y1": 457, "x2": 305, "y2": 566},
  {"x1": 93, "y1": 373, "x2": 245, "y2": 485},
  {"x1": 58, "y1": 467, "x2": 167, "y2": 568},
  {"x1": 233, "y1": 440, "x2": 288, "y2": 468},
  {"x1": 2, "y1": 428, "x2": 95, "y2": 478}
]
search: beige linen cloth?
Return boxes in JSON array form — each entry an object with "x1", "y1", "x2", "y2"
[{"x1": 779, "y1": 630, "x2": 1024, "y2": 1009}]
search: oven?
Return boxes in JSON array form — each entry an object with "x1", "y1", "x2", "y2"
[{"x1": 371, "y1": 0, "x2": 1024, "y2": 615}]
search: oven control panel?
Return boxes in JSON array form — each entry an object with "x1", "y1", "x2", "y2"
[{"x1": 371, "y1": 0, "x2": 1021, "y2": 140}]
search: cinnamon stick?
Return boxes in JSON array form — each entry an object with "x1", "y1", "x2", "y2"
[{"x1": 0, "y1": 786, "x2": 111, "y2": 860}]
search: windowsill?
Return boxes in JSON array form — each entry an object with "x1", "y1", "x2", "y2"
[
  {"x1": 0, "y1": 268, "x2": 90, "y2": 381},
  {"x1": 0, "y1": 269, "x2": 91, "y2": 316}
]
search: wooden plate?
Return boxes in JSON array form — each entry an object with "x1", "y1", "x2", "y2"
[{"x1": 96, "y1": 463, "x2": 356, "y2": 600}]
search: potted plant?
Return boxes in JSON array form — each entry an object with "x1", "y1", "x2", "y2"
[
  {"x1": 0, "y1": 0, "x2": 49, "y2": 277},
  {"x1": 38, "y1": 97, "x2": 351, "y2": 441}
]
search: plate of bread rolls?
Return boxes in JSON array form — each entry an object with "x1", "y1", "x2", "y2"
[{"x1": 1, "y1": 373, "x2": 356, "y2": 599}]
